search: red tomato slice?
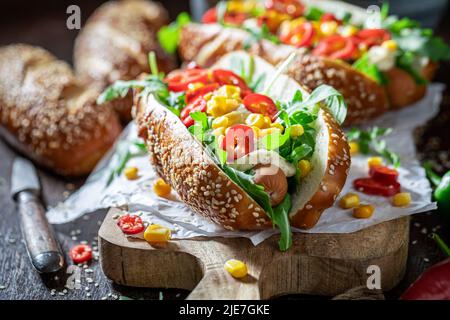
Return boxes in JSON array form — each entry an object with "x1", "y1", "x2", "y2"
[
  {"x1": 356, "y1": 29, "x2": 391, "y2": 47},
  {"x1": 202, "y1": 8, "x2": 217, "y2": 23},
  {"x1": 282, "y1": 21, "x2": 315, "y2": 48},
  {"x1": 180, "y1": 96, "x2": 207, "y2": 127},
  {"x1": 165, "y1": 69, "x2": 209, "y2": 92},
  {"x1": 320, "y1": 13, "x2": 341, "y2": 24},
  {"x1": 117, "y1": 214, "x2": 145, "y2": 235},
  {"x1": 201, "y1": 7, "x2": 247, "y2": 25},
  {"x1": 220, "y1": 124, "x2": 255, "y2": 161},
  {"x1": 70, "y1": 244, "x2": 93, "y2": 264},
  {"x1": 313, "y1": 35, "x2": 357, "y2": 60},
  {"x1": 243, "y1": 93, "x2": 278, "y2": 120},
  {"x1": 354, "y1": 178, "x2": 401, "y2": 197},
  {"x1": 186, "y1": 83, "x2": 219, "y2": 103},
  {"x1": 265, "y1": 0, "x2": 304, "y2": 18},
  {"x1": 369, "y1": 166, "x2": 399, "y2": 185},
  {"x1": 212, "y1": 69, "x2": 251, "y2": 95}
]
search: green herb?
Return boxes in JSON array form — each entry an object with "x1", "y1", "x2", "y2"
[
  {"x1": 341, "y1": 12, "x2": 352, "y2": 24},
  {"x1": 431, "y1": 233, "x2": 450, "y2": 257},
  {"x1": 396, "y1": 52, "x2": 427, "y2": 85},
  {"x1": 380, "y1": 2, "x2": 390, "y2": 21},
  {"x1": 353, "y1": 53, "x2": 387, "y2": 85},
  {"x1": 304, "y1": 6, "x2": 324, "y2": 21},
  {"x1": 148, "y1": 52, "x2": 163, "y2": 79},
  {"x1": 157, "y1": 12, "x2": 191, "y2": 54},
  {"x1": 188, "y1": 111, "x2": 214, "y2": 144},
  {"x1": 347, "y1": 127, "x2": 400, "y2": 167},
  {"x1": 216, "y1": 1, "x2": 228, "y2": 24},
  {"x1": 243, "y1": 23, "x2": 280, "y2": 49},
  {"x1": 271, "y1": 194, "x2": 293, "y2": 251}
]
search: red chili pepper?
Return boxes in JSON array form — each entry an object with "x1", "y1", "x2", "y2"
[
  {"x1": 354, "y1": 177, "x2": 401, "y2": 197},
  {"x1": 265, "y1": 0, "x2": 304, "y2": 18},
  {"x1": 356, "y1": 28, "x2": 391, "y2": 47},
  {"x1": 220, "y1": 124, "x2": 255, "y2": 162},
  {"x1": 186, "y1": 83, "x2": 219, "y2": 103},
  {"x1": 202, "y1": 8, "x2": 217, "y2": 24},
  {"x1": 313, "y1": 35, "x2": 357, "y2": 60},
  {"x1": 369, "y1": 166, "x2": 399, "y2": 185},
  {"x1": 212, "y1": 69, "x2": 251, "y2": 96},
  {"x1": 281, "y1": 21, "x2": 315, "y2": 48},
  {"x1": 243, "y1": 93, "x2": 278, "y2": 120},
  {"x1": 320, "y1": 13, "x2": 341, "y2": 24},
  {"x1": 201, "y1": 7, "x2": 247, "y2": 25},
  {"x1": 400, "y1": 258, "x2": 450, "y2": 300},
  {"x1": 70, "y1": 244, "x2": 93, "y2": 264},
  {"x1": 180, "y1": 96, "x2": 207, "y2": 127},
  {"x1": 117, "y1": 214, "x2": 145, "y2": 235},
  {"x1": 165, "y1": 69, "x2": 209, "y2": 92}
]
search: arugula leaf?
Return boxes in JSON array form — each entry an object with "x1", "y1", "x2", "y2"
[
  {"x1": 259, "y1": 129, "x2": 290, "y2": 151},
  {"x1": 166, "y1": 92, "x2": 186, "y2": 117},
  {"x1": 288, "y1": 144, "x2": 313, "y2": 164},
  {"x1": 353, "y1": 53, "x2": 387, "y2": 85},
  {"x1": 157, "y1": 12, "x2": 191, "y2": 54},
  {"x1": 272, "y1": 194, "x2": 293, "y2": 251},
  {"x1": 304, "y1": 6, "x2": 324, "y2": 21},
  {"x1": 396, "y1": 51, "x2": 427, "y2": 85},
  {"x1": 188, "y1": 111, "x2": 212, "y2": 143}
]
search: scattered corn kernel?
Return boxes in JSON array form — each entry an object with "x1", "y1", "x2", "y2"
[
  {"x1": 320, "y1": 21, "x2": 338, "y2": 36},
  {"x1": 339, "y1": 193, "x2": 360, "y2": 209},
  {"x1": 270, "y1": 122, "x2": 284, "y2": 132},
  {"x1": 153, "y1": 178, "x2": 171, "y2": 197},
  {"x1": 353, "y1": 204, "x2": 375, "y2": 219},
  {"x1": 349, "y1": 142, "x2": 359, "y2": 155},
  {"x1": 144, "y1": 224, "x2": 171, "y2": 243},
  {"x1": 382, "y1": 40, "x2": 398, "y2": 52},
  {"x1": 212, "y1": 116, "x2": 229, "y2": 129},
  {"x1": 393, "y1": 192, "x2": 411, "y2": 207},
  {"x1": 298, "y1": 159, "x2": 311, "y2": 178},
  {"x1": 290, "y1": 124, "x2": 304, "y2": 138},
  {"x1": 224, "y1": 259, "x2": 248, "y2": 278},
  {"x1": 246, "y1": 113, "x2": 267, "y2": 128},
  {"x1": 368, "y1": 156, "x2": 383, "y2": 168},
  {"x1": 124, "y1": 167, "x2": 139, "y2": 180}
]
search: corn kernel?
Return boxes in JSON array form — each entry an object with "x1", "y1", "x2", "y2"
[
  {"x1": 340, "y1": 25, "x2": 359, "y2": 37},
  {"x1": 392, "y1": 192, "x2": 411, "y2": 207},
  {"x1": 213, "y1": 127, "x2": 226, "y2": 137},
  {"x1": 270, "y1": 122, "x2": 284, "y2": 132},
  {"x1": 320, "y1": 21, "x2": 338, "y2": 36},
  {"x1": 290, "y1": 124, "x2": 304, "y2": 138},
  {"x1": 153, "y1": 178, "x2": 171, "y2": 197},
  {"x1": 245, "y1": 113, "x2": 266, "y2": 128},
  {"x1": 368, "y1": 156, "x2": 383, "y2": 168},
  {"x1": 124, "y1": 167, "x2": 139, "y2": 180},
  {"x1": 263, "y1": 116, "x2": 272, "y2": 128},
  {"x1": 382, "y1": 40, "x2": 398, "y2": 52},
  {"x1": 339, "y1": 193, "x2": 360, "y2": 209},
  {"x1": 353, "y1": 204, "x2": 375, "y2": 219},
  {"x1": 187, "y1": 82, "x2": 204, "y2": 91},
  {"x1": 259, "y1": 127, "x2": 281, "y2": 138},
  {"x1": 224, "y1": 259, "x2": 248, "y2": 278},
  {"x1": 251, "y1": 126, "x2": 261, "y2": 137},
  {"x1": 144, "y1": 224, "x2": 171, "y2": 243},
  {"x1": 212, "y1": 116, "x2": 229, "y2": 129},
  {"x1": 203, "y1": 92, "x2": 213, "y2": 101},
  {"x1": 224, "y1": 111, "x2": 244, "y2": 126},
  {"x1": 349, "y1": 142, "x2": 359, "y2": 155},
  {"x1": 298, "y1": 159, "x2": 311, "y2": 178},
  {"x1": 216, "y1": 85, "x2": 241, "y2": 100}
]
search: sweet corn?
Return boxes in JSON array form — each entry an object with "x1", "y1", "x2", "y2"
[
  {"x1": 368, "y1": 156, "x2": 383, "y2": 168},
  {"x1": 382, "y1": 40, "x2": 398, "y2": 52},
  {"x1": 339, "y1": 193, "x2": 360, "y2": 209},
  {"x1": 144, "y1": 224, "x2": 171, "y2": 243},
  {"x1": 245, "y1": 113, "x2": 266, "y2": 128},
  {"x1": 320, "y1": 21, "x2": 338, "y2": 36},
  {"x1": 207, "y1": 96, "x2": 240, "y2": 117},
  {"x1": 340, "y1": 25, "x2": 359, "y2": 37},
  {"x1": 153, "y1": 178, "x2": 171, "y2": 197},
  {"x1": 124, "y1": 167, "x2": 139, "y2": 180},
  {"x1": 270, "y1": 122, "x2": 284, "y2": 132},
  {"x1": 392, "y1": 192, "x2": 411, "y2": 207},
  {"x1": 353, "y1": 204, "x2": 375, "y2": 219},
  {"x1": 259, "y1": 127, "x2": 281, "y2": 138},
  {"x1": 187, "y1": 82, "x2": 204, "y2": 91},
  {"x1": 216, "y1": 85, "x2": 241, "y2": 100},
  {"x1": 298, "y1": 159, "x2": 311, "y2": 178},
  {"x1": 212, "y1": 116, "x2": 229, "y2": 129},
  {"x1": 224, "y1": 259, "x2": 248, "y2": 278},
  {"x1": 213, "y1": 127, "x2": 226, "y2": 137},
  {"x1": 290, "y1": 124, "x2": 304, "y2": 138},
  {"x1": 349, "y1": 142, "x2": 359, "y2": 155}
]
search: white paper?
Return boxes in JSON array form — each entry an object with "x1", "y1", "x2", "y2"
[{"x1": 47, "y1": 84, "x2": 443, "y2": 245}]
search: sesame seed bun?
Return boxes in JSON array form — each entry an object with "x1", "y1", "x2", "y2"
[
  {"x1": 74, "y1": 0, "x2": 176, "y2": 122},
  {"x1": 135, "y1": 52, "x2": 350, "y2": 230},
  {"x1": 0, "y1": 44, "x2": 122, "y2": 176}
]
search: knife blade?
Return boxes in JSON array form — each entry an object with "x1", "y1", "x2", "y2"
[{"x1": 11, "y1": 157, "x2": 64, "y2": 273}]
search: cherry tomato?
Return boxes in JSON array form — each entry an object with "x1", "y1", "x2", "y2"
[
  {"x1": 186, "y1": 83, "x2": 219, "y2": 103},
  {"x1": 212, "y1": 69, "x2": 251, "y2": 95},
  {"x1": 265, "y1": 0, "x2": 304, "y2": 18},
  {"x1": 356, "y1": 29, "x2": 391, "y2": 47},
  {"x1": 201, "y1": 7, "x2": 247, "y2": 25},
  {"x1": 313, "y1": 35, "x2": 357, "y2": 60},
  {"x1": 202, "y1": 8, "x2": 217, "y2": 23},
  {"x1": 70, "y1": 244, "x2": 93, "y2": 264},
  {"x1": 165, "y1": 69, "x2": 209, "y2": 92},
  {"x1": 243, "y1": 93, "x2": 278, "y2": 120},
  {"x1": 354, "y1": 178, "x2": 401, "y2": 197},
  {"x1": 369, "y1": 166, "x2": 399, "y2": 185},
  {"x1": 117, "y1": 214, "x2": 145, "y2": 235},
  {"x1": 180, "y1": 96, "x2": 207, "y2": 127},
  {"x1": 281, "y1": 21, "x2": 315, "y2": 48},
  {"x1": 320, "y1": 13, "x2": 341, "y2": 24},
  {"x1": 220, "y1": 124, "x2": 255, "y2": 161}
]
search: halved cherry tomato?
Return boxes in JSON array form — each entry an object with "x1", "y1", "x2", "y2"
[
  {"x1": 202, "y1": 7, "x2": 217, "y2": 23},
  {"x1": 117, "y1": 214, "x2": 145, "y2": 235},
  {"x1": 180, "y1": 96, "x2": 207, "y2": 127},
  {"x1": 165, "y1": 69, "x2": 209, "y2": 92},
  {"x1": 212, "y1": 69, "x2": 251, "y2": 96},
  {"x1": 70, "y1": 244, "x2": 93, "y2": 264},
  {"x1": 369, "y1": 166, "x2": 399, "y2": 185},
  {"x1": 243, "y1": 93, "x2": 278, "y2": 120},
  {"x1": 354, "y1": 178, "x2": 401, "y2": 197},
  {"x1": 186, "y1": 83, "x2": 220, "y2": 103},
  {"x1": 201, "y1": 7, "x2": 247, "y2": 25},
  {"x1": 356, "y1": 29, "x2": 390, "y2": 47},
  {"x1": 265, "y1": 0, "x2": 304, "y2": 18},
  {"x1": 313, "y1": 35, "x2": 357, "y2": 60},
  {"x1": 280, "y1": 21, "x2": 315, "y2": 48},
  {"x1": 220, "y1": 124, "x2": 255, "y2": 161},
  {"x1": 320, "y1": 13, "x2": 341, "y2": 24}
]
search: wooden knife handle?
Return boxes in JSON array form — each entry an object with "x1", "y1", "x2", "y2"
[{"x1": 17, "y1": 191, "x2": 64, "y2": 273}]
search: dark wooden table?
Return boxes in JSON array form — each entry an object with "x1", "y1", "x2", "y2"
[{"x1": 0, "y1": 1, "x2": 449, "y2": 300}]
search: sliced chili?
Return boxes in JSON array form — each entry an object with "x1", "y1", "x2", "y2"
[
  {"x1": 70, "y1": 244, "x2": 93, "y2": 264},
  {"x1": 165, "y1": 69, "x2": 209, "y2": 92},
  {"x1": 370, "y1": 166, "x2": 399, "y2": 185},
  {"x1": 117, "y1": 214, "x2": 145, "y2": 235},
  {"x1": 243, "y1": 93, "x2": 278, "y2": 120},
  {"x1": 354, "y1": 177, "x2": 401, "y2": 197}
]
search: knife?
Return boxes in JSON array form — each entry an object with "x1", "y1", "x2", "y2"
[{"x1": 11, "y1": 157, "x2": 64, "y2": 273}]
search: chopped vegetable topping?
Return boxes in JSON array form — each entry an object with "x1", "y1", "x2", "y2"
[
  {"x1": 70, "y1": 244, "x2": 93, "y2": 264},
  {"x1": 117, "y1": 214, "x2": 145, "y2": 235}
]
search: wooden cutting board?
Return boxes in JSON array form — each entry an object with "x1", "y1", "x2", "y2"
[{"x1": 99, "y1": 208, "x2": 409, "y2": 299}]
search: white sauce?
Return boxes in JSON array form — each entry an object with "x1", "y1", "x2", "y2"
[{"x1": 367, "y1": 45, "x2": 396, "y2": 71}]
